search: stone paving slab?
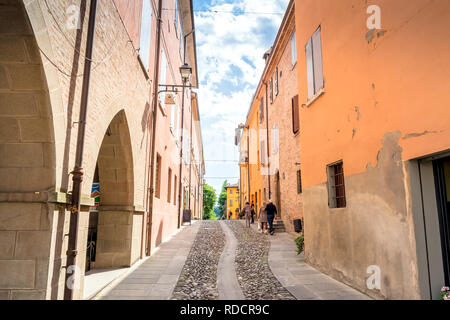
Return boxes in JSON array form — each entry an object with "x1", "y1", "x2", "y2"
[
  {"x1": 247, "y1": 222, "x2": 372, "y2": 300},
  {"x1": 217, "y1": 221, "x2": 245, "y2": 300},
  {"x1": 97, "y1": 222, "x2": 201, "y2": 300}
]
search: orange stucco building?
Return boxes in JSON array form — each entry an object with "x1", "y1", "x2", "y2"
[{"x1": 294, "y1": 0, "x2": 450, "y2": 299}]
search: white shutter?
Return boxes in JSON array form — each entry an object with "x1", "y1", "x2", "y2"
[
  {"x1": 305, "y1": 38, "x2": 314, "y2": 100},
  {"x1": 272, "y1": 125, "x2": 279, "y2": 155},
  {"x1": 291, "y1": 30, "x2": 297, "y2": 65},
  {"x1": 312, "y1": 26, "x2": 324, "y2": 92}
]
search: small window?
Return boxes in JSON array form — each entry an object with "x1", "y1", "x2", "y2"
[
  {"x1": 274, "y1": 68, "x2": 279, "y2": 96},
  {"x1": 229, "y1": 200, "x2": 233, "y2": 206},
  {"x1": 230, "y1": 189, "x2": 233, "y2": 194},
  {"x1": 306, "y1": 26, "x2": 324, "y2": 100},
  {"x1": 297, "y1": 170, "x2": 302, "y2": 194},
  {"x1": 167, "y1": 168, "x2": 172, "y2": 203},
  {"x1": 292, "y1": 95, "x2": 300, "y2": 134},
  {"x1": 269, "y1": 77, "x2": 273, "y2": 104},
  {"x1": 327, "y1": 161, "x2": 346, "y2": 208},
  {"x1": 291, "y1": 29, "x2": 297, "y2": 65},
  {"x1": 155, "y1": 154, "x2": 162, "y2": 198}
]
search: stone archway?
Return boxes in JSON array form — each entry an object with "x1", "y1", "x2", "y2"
[
  {"x1": 0, "y1": 0, "x2": 57, "y2": 300},
  {"x1": 91, "y1": 110, "x2": 142, "y2": 269}
]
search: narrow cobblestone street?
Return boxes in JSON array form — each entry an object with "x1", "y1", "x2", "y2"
[{"x1": 97, "y1": 221, "x2": 370, "y2": 300}]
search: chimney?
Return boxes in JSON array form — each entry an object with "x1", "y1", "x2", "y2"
[{"x1": 263, "y1": 47, "x2": 273, "y2": 64}]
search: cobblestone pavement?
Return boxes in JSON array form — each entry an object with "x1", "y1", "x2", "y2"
[
  {"x1": 171, "y1": 221, "x2": 226, "y2": 300},
  {"x1": 228, "y1": 221, "x2": 296, "y2": 300},
  {"x1": 99, "y1": 220, "x2": 370, "y2": 300}
]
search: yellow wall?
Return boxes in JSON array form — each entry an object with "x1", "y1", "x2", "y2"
[
  {"x1": 240, "y1": 97, "x2": 263, "y2": 211},
  {"x1": 226, "y1": 187, "x2": 240, "y2": 219}
]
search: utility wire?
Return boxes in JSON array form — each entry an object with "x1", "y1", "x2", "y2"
[{"x1": 162, "y1": 8, "x2": 284, "y2": 15}]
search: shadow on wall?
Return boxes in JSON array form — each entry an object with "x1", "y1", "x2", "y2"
[{"x1": 156, "y1": 219, "x2": 164, "y2": 248}]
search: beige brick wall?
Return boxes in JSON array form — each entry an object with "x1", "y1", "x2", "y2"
[
  {"x1": 0, "y1": 0, "x2": 151, "y2": 299},
  {"x1": 1, "y1": 0, "x2": 203, "y2": 299}
]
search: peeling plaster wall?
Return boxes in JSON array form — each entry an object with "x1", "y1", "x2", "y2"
[
  {"x1": 304, "y1": 132, "x2": 421, "y2": 299},
  {"x1": 294, "y1": 0, "x2": 450, "y2": 299}
]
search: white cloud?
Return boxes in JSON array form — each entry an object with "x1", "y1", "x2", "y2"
[{"x1": 195, "y1": 0, "x2": 289, "y2": 195}]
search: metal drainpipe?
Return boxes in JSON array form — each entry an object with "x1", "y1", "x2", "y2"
[
  {"x1": 146, "y1": 0, "x2": 163, "y2": 256},
  {"x1": 177, "y1": 79, "x2": 186, "y2": 228},
  {"x1": 64, "y1": 0, "x2": 98, "y2": 300},
  {"x1": 264, "y1": 82, "x2": 271, "y2": 200},
  {"x1": 177, "y1": 30, "x2": 194, "y2": 228},
  {"x1": 188, "y1": 96, "x2": 193, "y2": 212}
]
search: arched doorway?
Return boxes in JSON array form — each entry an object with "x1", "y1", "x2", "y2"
[{"x1": 87, "y1": 110, "x2": 141, "y2": 270}]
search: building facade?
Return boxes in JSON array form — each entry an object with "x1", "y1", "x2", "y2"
[
  {"x1": 239, "y1": 0, "x2": 302, "y2": 233},
  {"x1": 239, "y1": 98, "x2": 263, "y2": 214},
  {"x1": 225, "y1": 184, "x2": 239, "y2": 220},
  {"x1": 0, "y1": 0, "x2": 203, "y2": 300},
  {"x1": 294, "y1": 0, "x2": 450, "y2": 299}
]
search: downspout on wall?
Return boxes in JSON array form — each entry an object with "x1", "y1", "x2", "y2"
[
  {"x1": 146, "y1": 0, "x2": 163, "y2": 256},
  {"x1": 65, "y1": 0, "x2": 98, "y2": 300}
]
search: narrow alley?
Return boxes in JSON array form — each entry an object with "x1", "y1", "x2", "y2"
[
  {"x1": 1, "y1": 0, "x2": 450, "y2": 307},
  {"x1": 96, "y1": 221, "x2": 369, "y2": 300}
]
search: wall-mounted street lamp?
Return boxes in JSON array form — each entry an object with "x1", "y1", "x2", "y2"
[{"x1": 180, "y1": 63, "x2": 192, "y2": 83}]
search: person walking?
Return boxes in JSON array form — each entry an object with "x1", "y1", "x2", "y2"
[
  {"x1": 228, "y1": 211, "x2": 232, "y2": 220},
  {"x1": 265, "y1": 199, "x2": 277, "y2": 235},
  {"x1": 250, "y1": 204, "x2": 256, "y2": 224},
  {"x1": 244, "y1": 202, "x2": 251, "y2": 228},
  {"x1": 258, "y1": 201, "x2": 268, "y2": 234}
]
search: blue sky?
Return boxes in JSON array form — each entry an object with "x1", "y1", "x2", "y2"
[{"x1": 194, "y1": 0, "x2": 289, "y2": 197}]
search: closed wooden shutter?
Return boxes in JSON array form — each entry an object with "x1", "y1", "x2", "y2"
[
  {"x1": 259, "y1": 97, "x2": 264, "y2": 123},
  {"x1": 269, "y1": 78, "x2": 273, "y2": 104},
  {"x1": 292, "y1": 95, "x2": 300, "y2": 134},
  {"x1": 275, "y1": 68, "x2": 279, "y2": 96},
  {"x1": 297, "y1": 170, "x2": 302, "y2": 194}
]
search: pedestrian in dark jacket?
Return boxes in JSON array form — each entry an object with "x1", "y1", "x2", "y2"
[
  {"x1": 250, "y1": 204, "x2": 256, "y2": 224},
  {"x1": 265, "y1": 199, "x2": 277, "y2": 235}
]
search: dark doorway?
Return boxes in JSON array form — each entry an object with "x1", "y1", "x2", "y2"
[
  {"x1": 86, "y1": 164, "x2": 100, "y2": 272},
  {"x1": 433, "y1": 157, "x2": 450, "y2": 286}
]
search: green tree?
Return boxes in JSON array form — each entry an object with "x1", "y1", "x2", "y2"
[
  {"x1": 217, "y1": 180, "x2": 229, "y2": 218},
  {"x1": 202, "y1": 183, "x2": 217, "y2": 220}
]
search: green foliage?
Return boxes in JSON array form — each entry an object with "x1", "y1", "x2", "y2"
[
  {"x1": 295, "y1": 233, "x2": 304, "y2": 255},
  {"x1": 202, "y1": 183, "x2": 217, "y2": 220},
  {"x1": 217, "y1": 180, "x2": 229, "y2": 217}
]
